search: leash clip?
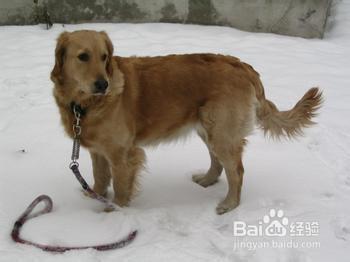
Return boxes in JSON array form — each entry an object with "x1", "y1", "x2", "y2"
[{"x1": 70, "y1": 104, "x2": 82, "y2": 167}]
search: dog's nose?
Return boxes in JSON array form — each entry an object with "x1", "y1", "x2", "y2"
[{"x1": 94, "y1": 78, "x2": 108, "y2": 94}]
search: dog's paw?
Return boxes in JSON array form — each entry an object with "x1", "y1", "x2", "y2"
[
  {"x1": 92, "y1": 185, "x2": 108, "y2": 198},
  {"x1": 216, "y1": 199, "x2": 239, "y2": 215},
  {"x1": 192, "y1": 173, "x2": 218, "y2": 187},
  {"x1": 104, "y1": 205, "x2": 118, "y2": 213},
  {"x1": 114, "y1": 196, "x2": 130, "y2": 207}
]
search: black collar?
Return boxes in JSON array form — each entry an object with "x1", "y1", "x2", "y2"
[{"x1": 70, "y1": 102, "x2": 87, "y2": 117}]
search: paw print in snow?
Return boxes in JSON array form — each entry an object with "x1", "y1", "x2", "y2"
[{"x1": 264, "y1": 209, "x2": 289, "y2": 236}]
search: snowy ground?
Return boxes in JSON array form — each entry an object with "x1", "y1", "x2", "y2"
[{"x1": 1, "y1": 1, "x2": 350, "y2": 261}]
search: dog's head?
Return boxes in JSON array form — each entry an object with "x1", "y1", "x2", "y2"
[{"x1": 51, "y1": 30, "x2": 115, "y2": 96}]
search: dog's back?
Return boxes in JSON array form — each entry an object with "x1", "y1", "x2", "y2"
[{"x1": 117, "y1": 53, "x2": 262, "y2": 145}]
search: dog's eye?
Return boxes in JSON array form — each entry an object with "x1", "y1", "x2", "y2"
[
  {"x1": 78, "y1": 53, "x2": 89, "y2": 62},
  {"x1": 102, "y1": 54, "x2": 107, "y2": 61}
]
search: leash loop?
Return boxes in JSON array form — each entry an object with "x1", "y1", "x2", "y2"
[
  {"x1": 11, "y1": 192, "x2": 137, "y2": 253},
  {"x1": 11, "y1": 193, "x2": 137, "y2": 252},
  {"x1": 11, "y1": 104, "x2": 137, "y2": 252}
]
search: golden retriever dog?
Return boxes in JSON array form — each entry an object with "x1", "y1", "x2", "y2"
[{"x1": 51, "y1": 30, "x2": 322, "y2": 214}]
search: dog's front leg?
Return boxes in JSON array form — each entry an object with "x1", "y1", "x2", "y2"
[
  {"x1": 107, "y1": 147, "x2": 145, "y2": 207},
  {"x1": 90, "y1": 151, "x2": 111, "y2": 197},
  {"x1": 109, "y1": 148, "x2": 130, "y2": 207}
]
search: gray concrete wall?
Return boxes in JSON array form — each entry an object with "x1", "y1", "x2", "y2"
[
  {"x1": 0, "y1": 0, "x2": 34, "y2": 25},
  {"x1": 0, "y1": 0, "x2": 332, "y2": 38}
]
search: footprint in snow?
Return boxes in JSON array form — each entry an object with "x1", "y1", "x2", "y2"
[{"x1": 331, "y1": 217, "x2": 350, "y2": 241}]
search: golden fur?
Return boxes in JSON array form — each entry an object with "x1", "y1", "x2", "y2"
[{"x1": 51, "y1": 30, "x2": 323, "y2": 214}]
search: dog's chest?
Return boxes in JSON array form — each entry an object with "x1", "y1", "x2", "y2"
[{"x1": 62, "y1": 111, "x2": 98, "y2": 148}]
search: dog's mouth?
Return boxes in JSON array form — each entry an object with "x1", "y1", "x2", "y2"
[
  {"x1": 93, "y1": 90, "x2": 106, "y2": 95},
  {"x1": 92, "y1": 88, "x2": 109, "y2": 96}
]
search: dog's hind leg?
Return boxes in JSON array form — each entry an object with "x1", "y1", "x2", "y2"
[
  {"x1": 90, "y1": 152, "x2": 111, "y2": 197},
  {"x1": 216, "y1": 139, "x2": 245, "y2": 214},
  {"x1": 211, "y1": 138, "x2": 246, "y2": 214},
  {"x1": 192, "y1": 131, "x2": 223, "y2": 187},
  {"x1": 198, "y1": 100, "x2": 250, "y2": 214}
]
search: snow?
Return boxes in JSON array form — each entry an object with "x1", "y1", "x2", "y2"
[{"x1": 1, "y1": 0, "x2": 350, "y2": 261}]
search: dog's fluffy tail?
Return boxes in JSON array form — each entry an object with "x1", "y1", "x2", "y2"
[{"x1": 256, "y1": 87, "x2": 323, "y2": 139}]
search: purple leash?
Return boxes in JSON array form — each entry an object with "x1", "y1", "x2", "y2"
[
  {"x1": 11, "y1": 193, "x2": 137, "y2": 252},
  {"x1": 11, "y1": 104, "x2": 137, "y2": 252}
]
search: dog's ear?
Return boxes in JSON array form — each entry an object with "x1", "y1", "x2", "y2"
[
  {"x1": 100, "y1": 31, "x2": 114, "y2": 77},
  {"x1": 51, "y1": 32, "x2": 69, "y2": 85}
]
